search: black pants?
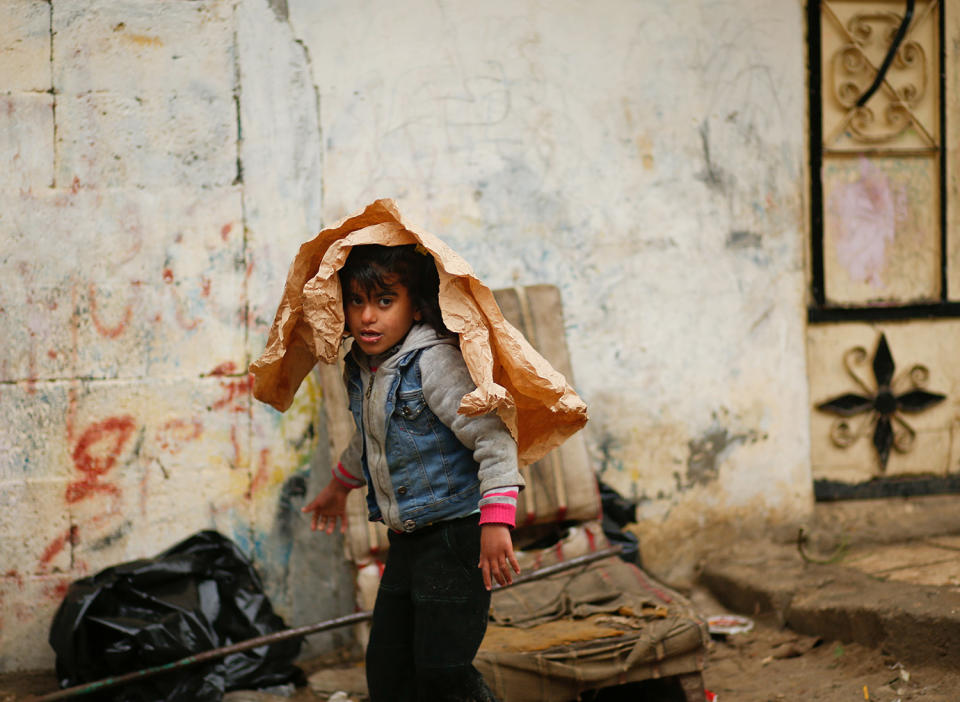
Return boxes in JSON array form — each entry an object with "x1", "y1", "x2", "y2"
[{"x1": 366, "y1": 515, "x2": 499, "y2": 702}]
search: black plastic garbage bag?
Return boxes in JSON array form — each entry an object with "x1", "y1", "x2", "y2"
[{"x1": 49, "y1": 530, "x2": 303, "y2": 702}]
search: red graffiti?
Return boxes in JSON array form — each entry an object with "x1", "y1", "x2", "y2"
[
  {"x1": 212, "y1": 374, "x2": 254, "y2": 413},
  {"x1": 230, "y1": 425, "x2": 242, "y2": 469},
  {"x1": 44, "y1": 579, "x2": 72, "y2": 602},
  {"x1": 67, "y1": 416, "x2": 136, "y2": 503},
  {"x1": 175, "y1": 310, "x2": 201, "y2": 330},
  {"x1": 65, "y1": 478, "x2": 119, "y2": 504},
  {"x1": 3, "y1": 570, "x2": 24, "y2": 588},
  {"x1": 155, "y1": 417, "x2": 203, "y2": 454},
  {"x1": 221, "y1": 223, "x2": 233, "y2": 241},
  {"x1": 208, "y1": 361, "x2": 237, "y2": 376},
  {"x1": 246, "y1": 448, "x2": 271, "y2": 498},
  {"x1": 162, "y1": 268, "x2": 174, "y2": 283},
  {"x1": 39, "y1": 526, "x2": 78, "y2": 572},
  {"x1": 169, "y1": 284, "x2": 202, "y2": 331},
  {"x1": 88, "y1": 283, "x2": 132, "y2": 338}
]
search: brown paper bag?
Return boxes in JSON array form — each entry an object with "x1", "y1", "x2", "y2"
[{"x1": 251, "y1": 198, "x2": 587, "y2": 465}]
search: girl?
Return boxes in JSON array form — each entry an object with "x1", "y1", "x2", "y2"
[{"x1": 301, "y1": 244, "x2": 524, "y2": 702}]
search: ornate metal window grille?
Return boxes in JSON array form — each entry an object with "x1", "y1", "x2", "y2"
[{"x1": 808, "y1": 0, "x2": 951, "y2": 322}]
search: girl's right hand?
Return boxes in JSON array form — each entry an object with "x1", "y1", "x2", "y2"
[{"x1": 302, "y1": 480, "x2": 351, "y2": 534}]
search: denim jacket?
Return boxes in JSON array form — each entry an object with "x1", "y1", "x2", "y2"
[{"x1": 340, "y1": 324, "x2": 523, "y2": 533}]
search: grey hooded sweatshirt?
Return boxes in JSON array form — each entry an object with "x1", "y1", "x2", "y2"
[{"x1": 338, "y1": 323, "x2": 524, "y2": 532}]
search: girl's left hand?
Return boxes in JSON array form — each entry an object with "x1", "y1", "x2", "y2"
[{"x1": 479, "y1": 524, "x2": 521, "y2": 590}]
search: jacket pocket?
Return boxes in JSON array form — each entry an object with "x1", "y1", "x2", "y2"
[{"x1": 393, "y1": 390, "x2": 438, "y2": 436}]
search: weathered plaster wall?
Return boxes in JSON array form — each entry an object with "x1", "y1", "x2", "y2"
[
  {"x1": 1, "y1": 0, "x2": 817, "y2": 671},
  {"x1": 0, "y1": 0, "x2": 353, "y2": 672},
  {"x1": 287, "y1": 0, "x2": 815, "y2": 583}
]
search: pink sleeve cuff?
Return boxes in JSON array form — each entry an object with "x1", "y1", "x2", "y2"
[
  {"x1": 479, "y1": 501, "x2": 517, "y2": 528},
  {"x1": 332, "y1": 462, "x2": 363, "y2": 489}
]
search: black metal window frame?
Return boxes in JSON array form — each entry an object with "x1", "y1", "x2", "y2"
[{"x1": 807, "y1": 0, "x2": 951, "y2": 324}]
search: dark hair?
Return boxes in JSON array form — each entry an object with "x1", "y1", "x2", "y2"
[{"x1": 338, "y1": 244, "x2": 449, "y2": 336}]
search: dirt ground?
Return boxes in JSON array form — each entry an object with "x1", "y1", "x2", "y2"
[
  {"x1": 9, "y1": 499, "x2": 959, "y2": 700},
  {"x1": 699, "y1": 614, "x2": 960, "y2": 702},
  {"x1": 4, "y1": 602, "x2": 959, "y2": 702},
  {"x1": 689, "y1": 586, "x2": 960, "y2": 702}
]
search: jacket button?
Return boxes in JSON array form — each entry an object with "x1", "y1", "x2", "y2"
[
  {"x1": 397, "y1": 486, "x2": 407, "y2": 495},
  {"x1": 402, "y1": 519, "x2": 416, "y2": 532}
]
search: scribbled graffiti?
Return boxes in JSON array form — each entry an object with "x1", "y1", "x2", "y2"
[
  {"x1": 66, "y1": 415, "x2": 136, "y2": 503},
  {"x1": 155, "y1": 417, "x2": 204, "y2": 454},
  {"x1": 212, "y1": 373, "x2": 255, "y2": 413},
  {"x1": 38, "y1": 526, "x2": 78, "y2": 573},
  {"x1": 88, "y1": 283, "x2": 133, "y2": 339},
  {"x1": 28, "y1": 364, "x2": 315, "y2": 580}
]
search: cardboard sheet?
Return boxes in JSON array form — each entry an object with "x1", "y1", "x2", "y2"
[{"x1": 250, "y1": 199, "x2": 588, "y2": 465}]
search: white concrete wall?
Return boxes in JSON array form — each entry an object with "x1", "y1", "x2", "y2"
[
  {"x1": 288, "y1": 0, "x2": 815, "y2": 582},
  {"x1": 0, "y1": 0, "x2": 353, "y2": 672},
  {"x1": 0, "y1": 0, "x2": 815, "y2": 670}
]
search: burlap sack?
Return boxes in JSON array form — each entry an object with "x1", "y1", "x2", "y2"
[
  {"x1": 250, "y1": 199, "x2": 587, "y2": 466},
  {"x1": 477, "y1": 555, "x2": 709, "y2": 702}
]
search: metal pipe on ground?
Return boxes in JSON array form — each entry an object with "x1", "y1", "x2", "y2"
[{"x1": 34, "y1": 545, "x2": 623, "y2": 701}]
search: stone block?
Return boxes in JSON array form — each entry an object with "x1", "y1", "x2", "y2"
[
  {"x1": 785, "y1": 579, "x2": 960, "y2": 666},
  {"x1": 845, "y1": 542, "x2": 960, "y2": 588},
  {"x1": 0, "y1": 253, "x2": 76, "y2": 385},
  {"x1": 236, "y1": 0, "x2": 322, "y2": 360},
  {"x1": 67, "y1": 376, "x2": 254, "y2": 574},
  {"x1": 53, "y1": 0, "x2": 233, "y2": 96},
  {"x1": 0, "y1": 93, "x2": 53, "y2": 191},
  {"x1": 0, "y1": 574, "x2": 70, "y2": 672},
  {"x1": 0, "y1": 383, "x2": 71, "y2": 482},
  {"x1": 0, "y1": 0, "x2": 51, "y2": 92},
  {"x1": 0, "y1": 187, "x2": 245, "y2": 381},
  {"x1": 52, "y1": 380, "x2": 144, "y2": 550},
  {"x1": 0, "y1": 479, "x2": 73, "y2": 576},
  {"x1": 55, "y1": 92, "x2": 238, "y2": 189}
]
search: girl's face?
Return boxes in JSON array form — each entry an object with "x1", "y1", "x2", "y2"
[{"x1": 344, "y1": 277, "x2": 421, "y2": 356}]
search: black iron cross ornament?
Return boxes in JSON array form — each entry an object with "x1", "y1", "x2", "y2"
[{"x1": 816, "y1": 334, "x2": 946, "y2": 471}]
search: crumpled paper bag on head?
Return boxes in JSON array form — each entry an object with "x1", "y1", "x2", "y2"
[{"x1": 250, "y1": 198, "x2": 588, "y2": 465}]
